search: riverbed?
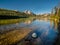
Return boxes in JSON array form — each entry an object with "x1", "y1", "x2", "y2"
[{"x1": 0, "y1": 18, "x2": 59, "y2": 45}]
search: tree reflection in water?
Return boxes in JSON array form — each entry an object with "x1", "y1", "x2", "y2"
[{"x1": 54, "y1": 19, "x2": 60, "y2": 45}]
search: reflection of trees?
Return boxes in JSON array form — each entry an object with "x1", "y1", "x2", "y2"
[
  {"x1": 54, "y1": 19, "x2": 60, "y2": 45},
  {"x1": 53, "y1": 19, "x2": 58, "y2": 30},
  {"x1": 50, "y1": 19, "x2": 58, "y2": 30},
  {"x1": 58, "y1": 19, "x2": 60, "y2": 32}
]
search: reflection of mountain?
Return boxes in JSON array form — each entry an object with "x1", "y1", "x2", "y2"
[
  {"x1": 24, "y1": 18, "x2": 36, "y2": 24},
  {"x1": 24, "y1": 20, "x2": 32, "y2": 24}
]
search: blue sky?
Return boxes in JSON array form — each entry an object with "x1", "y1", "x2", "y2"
[{"x1": 0, "y1": 0, "x2": 60, "y2": 14}]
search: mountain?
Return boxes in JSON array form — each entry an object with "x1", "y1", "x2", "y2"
[
  {"x1": 0, "y1": 9, "x2": 30, "y2": 19},
  {"x1": 0, "y1": 8, "x2": 36, "y2": 19},
  {"x1": 24, "y1": 10, "x2": 33, "y2": 15}
]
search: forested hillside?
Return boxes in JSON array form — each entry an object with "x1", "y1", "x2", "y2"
[{"x1": 0, "y1": 9, "x2": 35, "y2": 19}]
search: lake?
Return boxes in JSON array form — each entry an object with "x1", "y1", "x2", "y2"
[{"x1": 0, "y1": 18, "x2": 60, "y2": 45}]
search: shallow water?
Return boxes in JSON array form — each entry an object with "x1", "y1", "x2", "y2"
[{"x1": 0, "y1": 18, "x2": 59, "y2": 45}]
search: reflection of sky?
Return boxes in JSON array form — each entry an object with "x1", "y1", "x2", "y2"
[
  {"x1": 26, "y1": 20, "x2": 58, "y2": 45},
  {"x1": 0, "y1": 19, "x2": 58, "y2": 45}
]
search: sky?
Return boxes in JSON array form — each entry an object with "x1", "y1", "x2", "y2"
[{"x1": 0, "y1": 0, "x2": 60, "y2": 14}]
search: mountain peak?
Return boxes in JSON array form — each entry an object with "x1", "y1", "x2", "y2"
[{"x1": 24, "y1": 10, "x2": 32, "y2": 14}]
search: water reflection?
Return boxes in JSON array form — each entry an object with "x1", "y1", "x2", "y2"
[
  {"x1": 54, "y1": 19, "x2": 60, "y2": 45},
  {"x1": 0, "y1": 18, "x2": 59, "y2": 45},
  {"x1": 0, "y1": 18, "x2": 34, "y2": 33},
  {"x1": 21, "y1": 19, "x2": 58, "y2": 45}
]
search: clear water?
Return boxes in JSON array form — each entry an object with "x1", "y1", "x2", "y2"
[{"x1": 0, "y1": 19, "x2": 59, "y2": 45}]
